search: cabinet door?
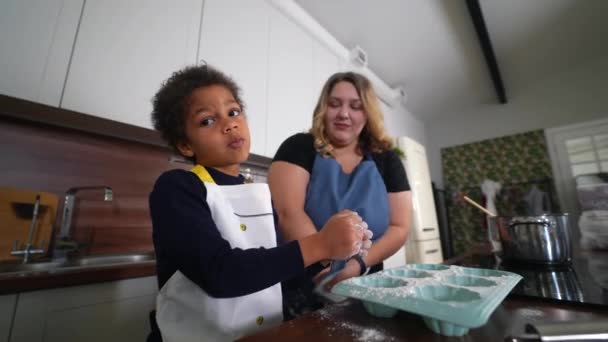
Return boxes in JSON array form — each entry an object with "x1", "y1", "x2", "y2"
[
  {"x1": 311, "y1": 40, "x2": 340, "y2": 102},
  {"x1": 199, "y1": 0, "x2": 271, "y2": 156},
  {"x1": 0, "y1": 0, "x2": 83, "y2": 106},
  {"x1": 10, "y1": 276, "x2": 157, "y2": 342},
  {"x1": 0, "y1": 295, "x2": 17, "y2": 342},
  {"x1": 61, "y1": 0, "x2": 202, "y2": 129},
  {"x1": 265, "y1": 8, "x2": 315, "y2": 157}
]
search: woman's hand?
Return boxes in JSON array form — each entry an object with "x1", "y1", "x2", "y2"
[
  {"x1": 359, "y1": 227, "x2": 373, "y2": 257},
  {"x1": 312, "y1": 266, "x2": 331, "y2": 285},
  {"x1": 322, "y1": 259, "x2": 360, "y2": 291}
]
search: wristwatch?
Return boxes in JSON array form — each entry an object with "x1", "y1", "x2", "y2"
[{"x1": 353, "y1": 254, "x2": 370, "y2": 276}]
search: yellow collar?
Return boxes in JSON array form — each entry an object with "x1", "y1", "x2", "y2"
[{"x1": 191, "y1": 165, "x2": 215, "y2": 184}]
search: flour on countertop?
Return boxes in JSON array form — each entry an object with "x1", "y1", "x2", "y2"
[
  {"x1": 337, "y1": 321, "x2": 396, "y2": 342},
  {"x1": 517, "y1": 307, "x2": 545, "y2": 319},
  {"x1": 316, "y1": 305, "x2": 396, "y2": 341}
]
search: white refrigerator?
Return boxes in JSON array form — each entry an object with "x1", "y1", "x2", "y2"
[{"x1": 384, "y1": 136, "x2": 444, "y2": 269}]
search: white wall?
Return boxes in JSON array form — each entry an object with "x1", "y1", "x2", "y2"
[
  {"x1": 384, "y1": 103, "x2": 427, "y2": 148},
  {"x1": 272, "y1": 0, "x2": 427, "y2": 150},
  {"x1": 426, "y1": 58, "x2": 608, "y2": 188}
]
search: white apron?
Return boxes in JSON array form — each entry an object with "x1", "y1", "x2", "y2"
[{"x1": 156, "y1": 166, "x2": 283, "y2": 342}]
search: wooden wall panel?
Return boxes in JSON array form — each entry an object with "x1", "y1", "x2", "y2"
[{"x1": 0, "y1": 116, "x2": 189, "y2": 257}]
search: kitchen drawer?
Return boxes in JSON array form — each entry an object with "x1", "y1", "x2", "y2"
[
  {"x1": 1, "y1": 294, "x2": 17, "y2": 342},
  {"x1": 410, "y1": 224, "x2": 440, "y2": 241},
  {"x1": 406, "y1": 238, "x2": 443, "y2": 264},
  {"x1": 10, "y1": 276, "x2": 157, "y2": 341}
]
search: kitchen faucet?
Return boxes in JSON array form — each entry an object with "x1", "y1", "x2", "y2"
[{"x1": 53, "y1": 186, "x2": 113, "y2": 260}]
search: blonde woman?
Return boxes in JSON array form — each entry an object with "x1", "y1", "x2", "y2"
[{"x1": 268, "y1": 72, "x2": 412, "y2": 318}]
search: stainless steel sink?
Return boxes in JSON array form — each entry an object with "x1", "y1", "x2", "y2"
[
  {"x1": 0, "y1": 252, "x2": 155, "y2": 277},
  {"x1": 67, "y1": 253, "x2": 155, "y2": 267}
]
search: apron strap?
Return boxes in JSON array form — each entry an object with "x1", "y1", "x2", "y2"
[{"x1": 191, "y1": 165, "x2": 215, "y2": 184}]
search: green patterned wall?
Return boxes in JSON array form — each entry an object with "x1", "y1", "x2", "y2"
[{"x1": 441, "y1": 130, "x2": 558, "y2": 255}]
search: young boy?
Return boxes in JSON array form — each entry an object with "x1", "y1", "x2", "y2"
[{"x1": 148, "y1": 65, "x2": 369, "y2": 342}]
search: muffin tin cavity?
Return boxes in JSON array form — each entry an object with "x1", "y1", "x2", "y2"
[
  {"x1": 409, "y1": 264, "x2": 450, "y2": 271},
  {"x1": 460, "y1": 268, "x2": 507, "y2": 277},
  {"x1": 332, "y1": 264, "x2": 522, "y2": 337},
  {"x1": 444, "y1": 275, "x2": 497, "y2": 287},
  {"x1": 353, "y1": 276, "x2": 408, "y2": 288},
  {"x1": 413, "y1": 285, "x2": 482, "y2": 302},
  {"x1": 385, "y1": 269, "x2": 432, "y2": 278}
]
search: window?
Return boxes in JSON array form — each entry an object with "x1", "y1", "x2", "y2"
[{"x1": 567, "y1": 134, "x2": 608, "y2": 176}]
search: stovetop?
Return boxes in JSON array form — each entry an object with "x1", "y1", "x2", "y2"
[{"x1": 454, "y1": 250, "x2": 608, "y2": 307}]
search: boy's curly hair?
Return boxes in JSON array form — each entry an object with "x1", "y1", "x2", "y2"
[{"x1": 151, "y1": 64, "x2": 244, "y2": 158}]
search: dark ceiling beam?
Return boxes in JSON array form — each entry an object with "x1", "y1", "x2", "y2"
[{"x1": 465, "y1": 0, "x2": 507, "y2": 104}]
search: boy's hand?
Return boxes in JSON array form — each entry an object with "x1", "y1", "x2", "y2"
[{"x1": 319, "y1": 210, "x2": 365, "y2": 260}]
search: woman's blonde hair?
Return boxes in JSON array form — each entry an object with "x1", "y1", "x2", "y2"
[{"x1": 309, "y1": 72, "x2": 394, "y2": 157}]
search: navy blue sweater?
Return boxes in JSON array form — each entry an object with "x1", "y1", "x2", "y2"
[{"x1": 149, "y1": 167, "x2": 306, "y2": 298}]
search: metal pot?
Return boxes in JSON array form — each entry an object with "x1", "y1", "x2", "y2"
[{"x1": 489, "y1": 214, "x2": 572, "y2": 264}]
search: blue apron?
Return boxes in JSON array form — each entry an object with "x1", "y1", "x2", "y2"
[{"x1": 304, "y1": 153, "x2": 390, "y2": 272}]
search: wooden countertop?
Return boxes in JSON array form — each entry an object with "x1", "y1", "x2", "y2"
[
  {"x1": 240, "y1": 297, "x2": 608, "y2": 341},
  {"x1": 0, "y1": 261, "x2": 156, "y2": 295},
  {"x1": 241, "y1": 245, "x2": 608, "y2": 341}
]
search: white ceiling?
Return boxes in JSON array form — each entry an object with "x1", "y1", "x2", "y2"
[{"x1": 295, "y1": 0, "x2": 608, "y2": 121}]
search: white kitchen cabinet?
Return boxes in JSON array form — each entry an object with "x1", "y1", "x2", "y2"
[
  {"x1": 406, "y1": 238, "x2": 443, "y2": 265},
  {"x1": 199, "y1": 2, "x2": 340, "y2": 158},
  {"x1": 61, "y1": 0, "x2": 202, "y2": 129},
  {"x1": 199, "y1": 0, "x2": 271, "y2": 156},
  {"x1": 0, "y1": 295, "x2": 17, "y2": 342},
  {"x1": 311, "y1": 40, "x2": 341, "y2": 102},
  {"x1": 265, "y1": 8, "x2": 315, "y2": 157},
  {"x1": 0, "y1": 0, "x2": 83, "y2": 106},
  {"x1": 10, "y1": 276, "x2": 157, "y2": 342}
]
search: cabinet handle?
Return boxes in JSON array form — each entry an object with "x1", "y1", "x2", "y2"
[
  {"x1": 422, "y1": 228, "x2": 435, "y2": 232},
  {"x1": 425, "y1": 249, "x2": 439, "y2": 254}
]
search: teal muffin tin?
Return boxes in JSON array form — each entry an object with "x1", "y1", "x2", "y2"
[{"x1": 331, "y1": 264, "x2": 522, "y2": 336}]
